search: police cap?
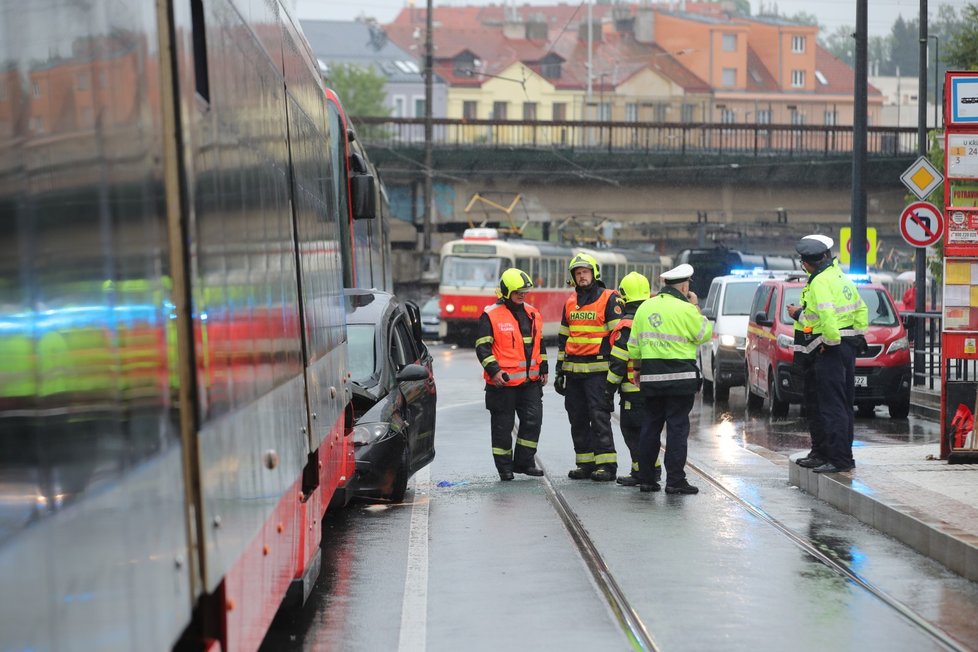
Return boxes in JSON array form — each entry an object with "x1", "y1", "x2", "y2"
[
  {"x1": 796, "y1": 235, "x2": 830, "y2": 262},
  {"x1": 661, "y1": 263, "x2": 694, "y2": 283},
  {"x1": 802, "y1": 234, "x2": 834, "y2": 250}
]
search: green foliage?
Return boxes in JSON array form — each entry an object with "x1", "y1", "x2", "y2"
[
  {"x1": 327, "y1": 63, "x2": 391, "y2": 118},
  {"x1": 943, "y1": 4, "x2": 978, "y2": 70},
  {"x1": 821, "y1": 25, "x2": 854, "y2": 65},
  {"x1": 886, "y1": 15, "x2": 919, "y2": 76},
  {"x1": 726, "y1": 0, "x2": 751, "y2": 17}
]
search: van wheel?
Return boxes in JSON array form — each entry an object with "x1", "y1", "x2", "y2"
[
  {"x1": 747, "y1": 385, "x2": 764, "y2": 411},
  {"x1": 702, "y1": 377, "x2": 714, "y2": 403},
  {"x1": 888, "y1": 400, "x2": 910, "y2": 419},
  {"x1": 712, "y1": 362, "x2": 729, "y2": 402},
  {"x1": 769, "y1": 373, "x2": 789, "y2": 417}
]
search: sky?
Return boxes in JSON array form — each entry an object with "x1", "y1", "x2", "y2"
[{"x1": 294, "y1": 0, "x2": 972, "y2": 37}]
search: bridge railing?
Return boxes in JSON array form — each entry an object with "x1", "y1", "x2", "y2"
[{"x1": 354, "y1": 117, "x2": 918, "y2": 156}]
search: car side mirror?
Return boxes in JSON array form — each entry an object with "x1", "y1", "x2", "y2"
[
  {"x1": 701, "y1": 308, "x2": 714, "y2": 320},
  {"x1": 396, "y1": 363, "x2": 429, "y2": 382},
  {"x1": 754, "y1": 311, "x2": 773, "y2": 327},
  {"x1": 351, "y1": 173, "x2": 377, "y2": 220}
]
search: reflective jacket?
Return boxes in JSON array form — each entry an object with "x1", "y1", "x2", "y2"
[
  {"x1": 627, "y1": 286, "x2": 712, "y2": 396},
  {"x1": 476, "y1": 301, "x2": 545, "y2": 386},
  {"x1": 795, "y1": 260, "x2": 868, "y2": 354},
  {"x1": 607, "y1": 303, "x2": 641, "y2": 394},
  {"x1": 557, "y1": 286, "x2": 621, "y2": 375}
]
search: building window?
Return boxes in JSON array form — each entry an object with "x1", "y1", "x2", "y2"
[
  {"x1": 463, "y1": 101, "x2": 477, "y2": 120},
  {"x1": 722, "y1": 33, "x2": 737, "y2": 52},
  {"x1": 392, "y1": 95, "x2": 406, "y2": 118},
  {"x1": 414, "y1": 97, "x2": 425, "y2": 117},
  {"x1": 523, "y1": 102, "x2": 537, "y2": 120},
  {"x1": 722, "y1": 68, "x2": 736, "y2": 87},
  {"x1": 625, "y1": 103, "x2": 639, "y2": 122},
  {"x1": 552, "y1": 103, "x2": 567, "y2": 121},
  {"x1": 791, "y1": 111, "x2": 806, "y2": 125},
  {"x1": 31, "y1": 80, "x2": 40, "y2": 97},
  {"x1": 756, "y1": 109, "x2": 771, "y2": 124},
  {"x1": 791, "y1": 70, "x2": 806, "y2": 87},
  {"x1": 597, "y1": 102, "x2": 611, "y2": 121},
  {"x1": 653, "y1": 102, "x2": 668, "y2": 122},
  {"x1": 30, "y1": 116, "x2": 44, "y2": 132},
  {"x1": 681, "y1": 103, "x2": 696, "y2": 123},
  {"x1": 540, "y1": 57, "x2": 561, "y2": 80},
  {"x1": 492, "y1": 101, "x2": 508, "y2": 120},
  {"x1": 720, "y1": 108, "x2": 736, "y2": 124},
  {"x1": 823, "y1": 110, "x2": 837, "y2": 126},
  {"x1": 792, "y1": 35, "x2": 806, "y2": 53}
]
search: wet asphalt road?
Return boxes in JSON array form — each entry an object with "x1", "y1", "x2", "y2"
[{"x1": 262, "y1": 344, "x2": 978, "y2": 652}]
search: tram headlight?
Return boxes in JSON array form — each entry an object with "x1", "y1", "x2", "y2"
[
  {"x1": 352, "y1": 422, "x2": 391, "y2": 446},
  {"x1": 445, "y1": 303, "x2": 456, "y2": 313}
]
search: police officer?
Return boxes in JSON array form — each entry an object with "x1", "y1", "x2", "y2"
[
  {"x1": 606, "y1": 272, "x2": 661, "y2": 487},
  {"x1": 786, "y1": 236, "x2": 868, "y2": 473},
  {"x1": 791, "y1": 235, "x2": 832, "y2": 467},
  {"x1": 628, "y1": 263, "x2": 712, "y2": 494},
  {"x1": 555, "y1": 253, "x2": 621, "y2": 481},
  {"x1": 476, "y1": 268, "x2": 548, "y2": 480}
]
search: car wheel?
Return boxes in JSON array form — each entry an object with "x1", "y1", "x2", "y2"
[
  {"x1": 856, "y1": 402, "x2": 876, "y2": 418},
  {"x1": 712, "y1": 360, "x2": 730, "y2": 402},
  {"x1": 388, "y1": 444, "x2": 410, "y2": 503},
  {"x1": 769, "y1": 372, "x2": 789, "y2": 417},
  {"x1": 887, "y1": 400, "x2": 910, "y2": 419}
]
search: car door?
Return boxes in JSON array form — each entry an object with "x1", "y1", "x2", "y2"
[
  {"x1": 390, "y1": 314, "x2": 435, "y2": 470},
  {"x1": 700, "y1": 279, "x2": 721, "y2": 381},
  {"x1": 746, "y1": 284, "x2": 774, "y2": 393}
]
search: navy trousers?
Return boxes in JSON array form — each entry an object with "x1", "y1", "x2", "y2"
[
  {"x1": 638, "y1": 393, "x2": 696, "y2": 487},
  {"x1": 814, "y1": 342, "x2": 856, "y2": 468}
]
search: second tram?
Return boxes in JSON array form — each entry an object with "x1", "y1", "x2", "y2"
[{"x1": 438, "y1": 229, "x2": 668, "y2": 343}]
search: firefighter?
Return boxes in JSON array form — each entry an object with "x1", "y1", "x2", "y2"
[
  {"x1": 628, "y1": 263, "x2": 712, "y2": 494},
  {"x1": 605, "y1": 272, "x2": 661, "y2": 487},
  {"x1": 786, "y1": 236, "x2": 868, "y2": 474},
  {"x1": 475, "y1": 268, "x2": 548, "y2": 480},
  {"x1": 555, "y1": 253, "x2": 621, "y2": 481}
]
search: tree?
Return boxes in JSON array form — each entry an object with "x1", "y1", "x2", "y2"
[
  {"x1": 887, "y1": 15, "x2": 919, "y2": 77},
  {"x1": 326, "y1": 63, "x2": 391, "y2": 118},
  {"x1": 943, "y1": 4, "x2": 978, "y2": 70},
  {"x1": 821, "y1": 25, "x2": 854, "y2": 66}
]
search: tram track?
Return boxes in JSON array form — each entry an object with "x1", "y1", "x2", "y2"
[{"x1": 537, "y1": 447, "x2": 966, "y2": 652}]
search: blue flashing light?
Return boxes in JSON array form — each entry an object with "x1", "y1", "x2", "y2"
[
  {"x1": 730, "y1": 267, "x2": 769, "y2": 277},
  {"x1": 848, "y1": 273, "x2": 872, "y2": 284}
]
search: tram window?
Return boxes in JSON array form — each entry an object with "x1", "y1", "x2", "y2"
[{"x1": 441, "y1": 256, "x2": 503, "y2": 287}]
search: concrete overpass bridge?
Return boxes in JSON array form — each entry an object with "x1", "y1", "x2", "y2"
[{"x1": 357, "y1": 118, "x2": 923, "y2": 283}]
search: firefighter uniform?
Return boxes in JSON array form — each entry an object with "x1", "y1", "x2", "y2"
[
  {"x1": 606, "y1": 272, "x2": 661, "y2": 486},
  {"x1": 627, "y1": 264, "x2": 712, "y2": 494},
  {"x1": 792, "y1": 237, "x2": 868, "y2": 474},
  {"x1": 556, "y1": 254, "x2": 621, "y2": 481},
  {"x1": 476, "y1": 268, "x2": 548, "y2": 480}
]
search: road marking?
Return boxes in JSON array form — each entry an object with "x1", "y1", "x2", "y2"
[{"x1": 398, "y1": 466, "x2": 430, "y2": 652}]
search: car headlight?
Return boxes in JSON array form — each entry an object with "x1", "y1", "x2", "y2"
[
  {"x1": 776, "y1": 333, "x2": 794, "y2": 349},
  {"x1": 352, "y1": 422, "x2": 391, "y2": 446},
  {"x1": 445, "y1": 303, "x2": 455, "y2": 313},
  {"x1": 887, "y1": 337, "x2": 909, "y2": 354},
  {"x1": 719, "y1": 335, "x2": 746, "y2": 348}
]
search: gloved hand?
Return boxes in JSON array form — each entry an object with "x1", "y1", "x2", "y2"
[
  {"x1": 554, "y1": 374, "x2": 566, "y2": 396},
  {"x1": 604, "y1": 383, "x2": 618, "y2": 412}
]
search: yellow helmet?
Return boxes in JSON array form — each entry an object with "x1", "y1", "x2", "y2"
[
  {"x1": 499, "y1": 267, "x2": 533, "y2": 300},
  {"x1": 568, "y1": 253, "x2": 600, "y2": 284},
  {"x1": 618, "y1": 272, "x2": 651, "y2": 303}
]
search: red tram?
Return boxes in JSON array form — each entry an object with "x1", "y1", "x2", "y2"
[
  {"x1": 437, "y1": 229, "x2": 668, "y2": 343},
  {"x1": 0, "y1": 1, "x2": 387, "y2": 650}
]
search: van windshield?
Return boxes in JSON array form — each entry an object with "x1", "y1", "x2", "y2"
[
  {"x1": 722, "y1": 281, "x2": 762, "y2": 316},
  {"x1": 781, "y1": 286, "x2": 898, "y2": 327}
]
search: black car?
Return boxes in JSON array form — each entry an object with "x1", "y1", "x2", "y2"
[{"x1": 345, "y1": 289, "x2": 437, "y2": 502}]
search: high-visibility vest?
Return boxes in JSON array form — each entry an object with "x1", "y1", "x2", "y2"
[
  {"x1": 563, "y1": 289, "x2": 615, "y2": 357},
  {"x1": 482, "y1": 302, "x2": 543, "y2": 386},
  {"x1": 795, "y1": 263, "x2": 868, "y2": 352},
  {"x1": 608, "y1": 316, "x2": 640, "y2": 393}
]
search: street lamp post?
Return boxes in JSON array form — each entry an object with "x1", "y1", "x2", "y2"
[{"x1": 928, "y1": 35, "x2": 940, "y2": 129}]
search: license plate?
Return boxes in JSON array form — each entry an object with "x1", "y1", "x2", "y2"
[{"x1": 854, "y1": 375, "x2": 868, "y2": 387}]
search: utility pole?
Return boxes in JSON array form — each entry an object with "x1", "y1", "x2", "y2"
[
  {"x1": 422, "y1": 0, "x2": 434, "y2": 273},
  {"x1": 850, "y1": 0, "x2": 867, "y2": 273},
  {"x1": 914, "y1": 0, "x2": 929, "y2": 383}
]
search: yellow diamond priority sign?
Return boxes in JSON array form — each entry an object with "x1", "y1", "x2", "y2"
[{"x1": 900, "y1": 156, "x2": 944, "y2": 200}]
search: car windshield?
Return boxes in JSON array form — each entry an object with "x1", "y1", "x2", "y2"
[
  {"x1": 780, "y1": 286, "x2": 898, "y2": 327},
  {"x1": 422, "y1": 297, "x2": 439, "y2": 316},
  {"x1": 441, "y1": 256, "x2": 503, "y2": 288},
  {"x1": 722, "y1": 281, "x2": 762, "y2": 316},
  {"x1": 347, "y1": 323, "x2": 377, "y2": 384}
]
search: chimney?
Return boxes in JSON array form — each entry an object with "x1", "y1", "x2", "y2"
[
  {"x1": 613, "y1": 5, "x2": 634, "y2": 35},
  {"x1": 634, "y1": 7, "x2": 654, "y2": 44}
]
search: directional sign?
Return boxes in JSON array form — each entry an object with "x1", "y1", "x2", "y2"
[
  {"x1": 900, "y1": 155, "x2": 944, "y2": 199},
  {"x1": 899, "y1": 201, "x2": 944, "y2": 248}
]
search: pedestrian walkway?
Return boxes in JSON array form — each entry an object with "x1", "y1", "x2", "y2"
[{"x1": 789, "y1": 442, "x2": 978, "y2": 582}]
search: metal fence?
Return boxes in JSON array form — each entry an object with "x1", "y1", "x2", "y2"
[{"x1": 354, "y1": 117, "x2": 919, "y2": 157}]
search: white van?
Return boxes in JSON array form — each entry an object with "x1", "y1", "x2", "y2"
[{"x1": 697, "y1": 269, "x2": 797, "y2": 402}]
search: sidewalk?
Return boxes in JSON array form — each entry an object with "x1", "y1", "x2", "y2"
[{"x1": 789, "y1": 442, "x2": 978, "y2": 582}]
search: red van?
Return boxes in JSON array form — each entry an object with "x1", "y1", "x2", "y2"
[{"x1": 745, "y1": 275, "x2": 912, "y2": 418}]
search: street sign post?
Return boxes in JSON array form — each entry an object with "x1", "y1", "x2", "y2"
[{"x1": 899, "y1": 201, "x2": 944, "y2": 248}]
